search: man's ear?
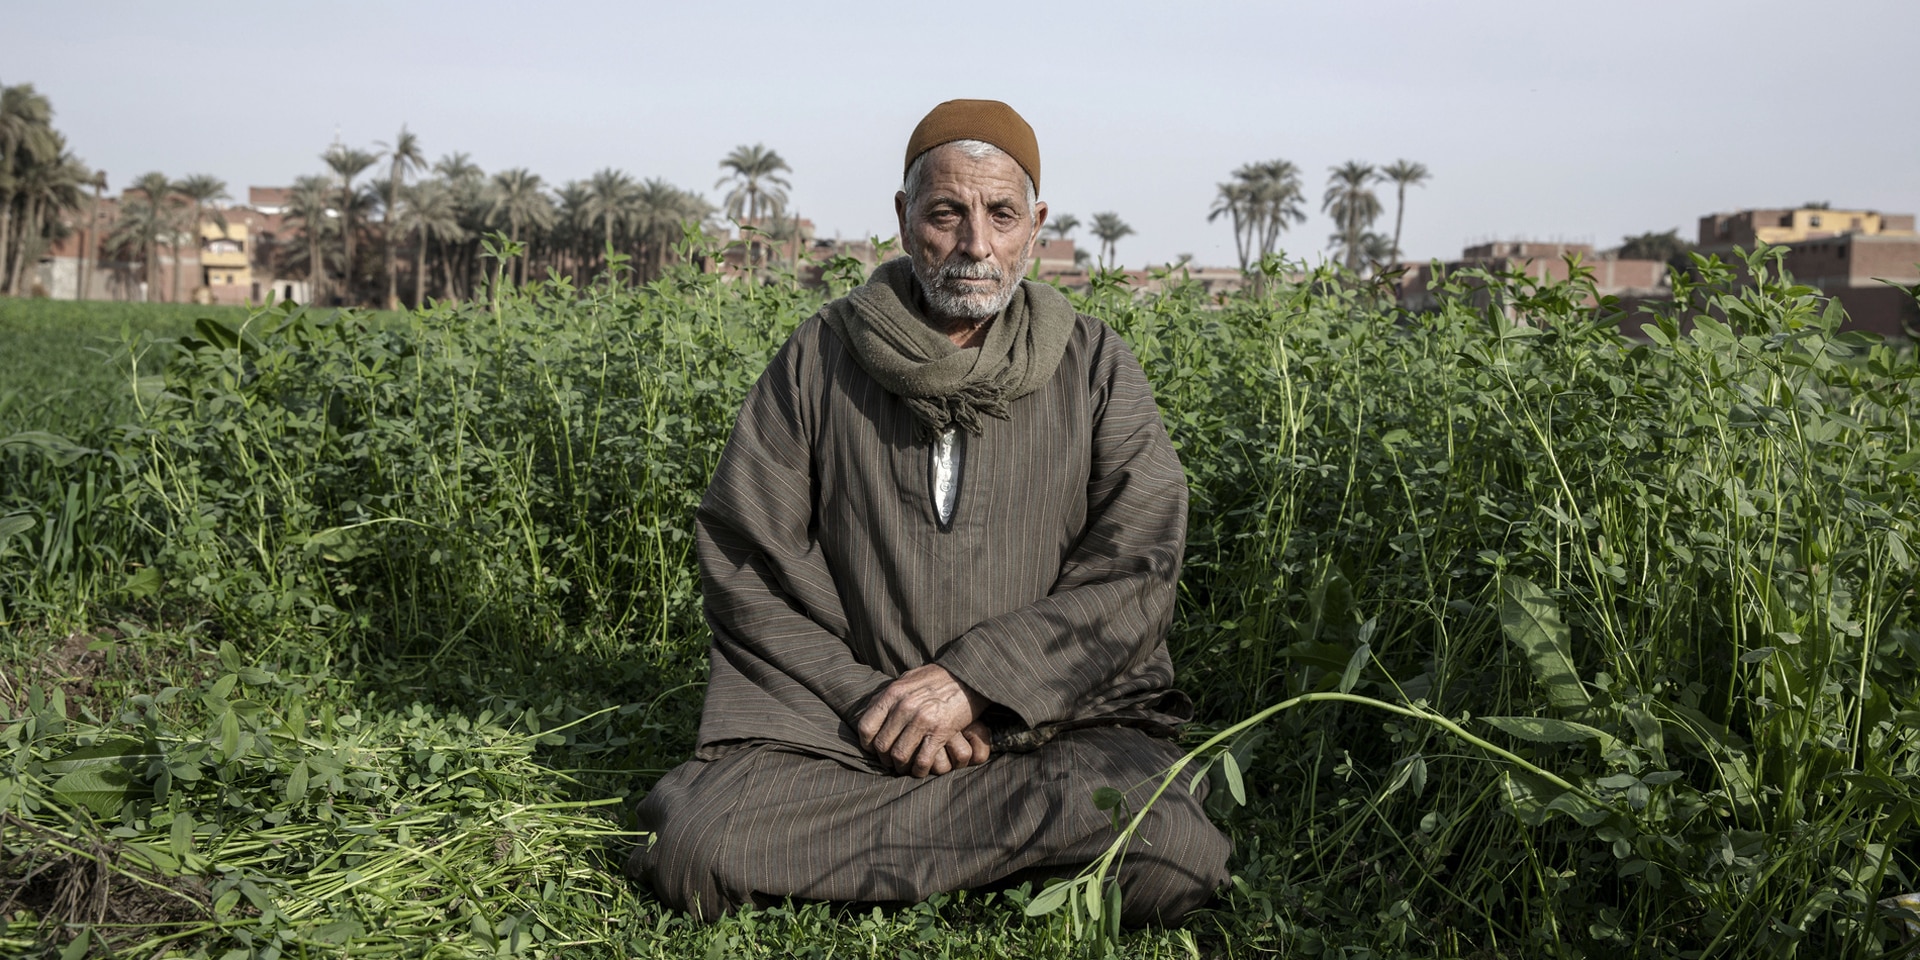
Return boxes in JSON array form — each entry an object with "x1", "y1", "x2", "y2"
[
  {"x1": 894, "y1": 191, "x2": 910, "y2": 249},
  {"x1": 1026, "y1": 200, "x2": 1049, "y2": 259}
]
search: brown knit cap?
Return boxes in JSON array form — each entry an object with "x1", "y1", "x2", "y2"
[{"x1": 904, "y1": 99, "x2": 1040, "y2": 193}]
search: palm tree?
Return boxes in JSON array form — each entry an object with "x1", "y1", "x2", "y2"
[
  {"x1": 323, "y1": 144, "x2": 379, "y2": 303},
  {"x1": 1208, "y1": 179, "x2": 1254, "y2": 272},
  {"x1": 172, "y1": 174, "x2": 228, "y2": 299},
  {"x1": 486, "y1": 168, "x2": 553, "y2": 284},
  {"x1": 433, "y1": 152, "x2": 482, "y2": 185},
  {"x1": 399, "y1": 179, "x2": 464, "y2": 306},
  {"x1": 1323, "y1": 161, "x2": 1382, "y2": 273},
  {"x1": 378, "y1": 127, "x2": 426, "y2": 309},
  {"x1": 1380, "y1": 160, "x2": 1430, "y2": 263},
  {"x1": 583, "y1": 167, "x2": 637, "y2": 268},
  {"x1": 1089, "y1": 212, "x2": 1134, "y2": 268},
  {"x1": 1246, "y1": 160, "x2": 1306, "y2": 266},
  {"x1": 432, "y1": 153, "x2": 486, "y2": 296},
  {"x1": 716, "y1": 144, "x2": 791, "y2": 269},
  {"x1": 107, "y1": 173, "x2": 175, "y2": 302},
  {"x1": 1045, "y1": 213, "x2": 1081, "y2": 241},
  {"x1": 0, "y1": 83, "x2": 58, "y2": 292},
  {"x1": 6, "y1": 143, "x2": 87, "y2": 296},
  {"x1": 632, "y1": 178, "x2": 713, "y2": 281},
  {"x1": 553, "y1": 179, "x2": 593, "y2": 281},
  {"x1": 1210, "y1": 160, "x2": 1306, "y2": 274},
  {"x1": 281, "y1": 174, "x2": 335, "y2": 303}
]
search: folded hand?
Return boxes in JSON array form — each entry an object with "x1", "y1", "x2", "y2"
[{"x1": 856, "y1": 664, "x2": 992, "y2": 777}]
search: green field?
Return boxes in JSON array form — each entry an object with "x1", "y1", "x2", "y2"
[{"x1": 3, "y1": 250, "x2": 1918, "y2": 959}]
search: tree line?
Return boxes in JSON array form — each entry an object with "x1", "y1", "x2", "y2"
[
  {"x1": 1210, "y1": 157, "x2": 1432, "y2": 275},
  {"x1": 0, "y1": 83, "x2": 806, "y2": 307}
]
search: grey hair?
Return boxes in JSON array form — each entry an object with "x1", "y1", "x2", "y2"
[{"x1": 902, "y1": 139, "x2": 1038, "y2": 217}]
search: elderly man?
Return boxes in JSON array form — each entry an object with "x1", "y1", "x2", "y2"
[{"x1": 630, "y1": 99, "x2": 1229, "y2": 925}]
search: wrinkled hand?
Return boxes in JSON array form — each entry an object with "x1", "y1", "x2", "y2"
[{"x1": 857, "y1": 664, "x2": 992, "y2": 777}]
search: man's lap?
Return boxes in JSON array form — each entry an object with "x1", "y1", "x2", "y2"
[{"x1": 629, "y1": 726, "x2": 1229, "y2": 923}]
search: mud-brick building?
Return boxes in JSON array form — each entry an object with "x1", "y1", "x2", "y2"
[
  {"x1": 1397, "y1": 241, "x2": 1671, "y2": 313},
  {"x1": 1696, "y1": 207, "x2": 1919, "y2": 337},
  {"x1": 33, "y1": 185, "x2": 311, "y2": 305}
]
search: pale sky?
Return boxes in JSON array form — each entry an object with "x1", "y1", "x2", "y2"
[{"x1": 11, "y1": 0, "x2": 1918, "y2": 268}]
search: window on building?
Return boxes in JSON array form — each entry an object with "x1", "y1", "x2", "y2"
[
  {"x1": 1838, "y1": 246, "x2": 1847, "y2": 259},
  {"x1": 1809, "y1": 215, "x2": 1822, "y2": 228}
]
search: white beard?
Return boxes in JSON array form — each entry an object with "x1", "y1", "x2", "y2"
[{"x1": 912, "y1": 254, "x2": 1027, "y2": 321}]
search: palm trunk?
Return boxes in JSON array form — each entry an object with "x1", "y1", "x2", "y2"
[
  {"x1": 7, "y1": 195, "x2": 38, "y2": 295},
  {"x1": 511, "y1": 223, "x2": 523, "y2": 286},
  {"x1": 385, "y1": 171, "x2": 401, "y2": 310},
  {"x1": 413, "y1": 225, "x2": 426, "y2": 308},
  {"x1": 1229, "y1": 208, "x2": 1247, "y2": 273},
  {"x1": 1391, "y1": 183, "x2": 1407, "y2": 263},
  {"x1": 307, "y1": 232, "x2": 320, "y2": 304},
  {"x1": 170, "y1": 210, "x2": 184, "y2": 302},
  {"x1": 341, "y1": 180, "x2": 355, "y2": 305},
  {"x1": 0, "y1": 190, "x2": 14, "y2": 290}
]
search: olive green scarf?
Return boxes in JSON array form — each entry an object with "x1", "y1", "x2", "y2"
[{"x1": 821, "y1": 256, "x2": 1075, "y2": 438}]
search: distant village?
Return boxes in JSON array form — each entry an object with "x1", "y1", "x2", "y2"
[{"x1": 24, "y1": 186, "x2": 1920, "y2": 338}]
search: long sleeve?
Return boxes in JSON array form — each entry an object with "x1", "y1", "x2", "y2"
[
  {"x1": 695, "y1": 332, "x2": 892, "y2": 739},
  {"x1": 933, "y1": 329, "x2": 1187, "y2": 729}
]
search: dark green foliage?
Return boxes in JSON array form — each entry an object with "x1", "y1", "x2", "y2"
[{"x1": 2, "y1": 246, "x2": 1917, "y2": 957}]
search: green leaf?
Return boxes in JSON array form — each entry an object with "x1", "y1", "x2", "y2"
[
  {"x1": 43, "y1": 739, "x2": 154, "y2": 775},
  {"x1": 1385, "y1": 754, "x2": 1427, "y2": 797},
  {"x1": 1499, "y1": 575, "x2": 1589, "y2": 709},
  {"x1": 1221, "y1": 751, "x2": 1247, "y2": 807},
  {"x1": 51, "y1": 766, "x2": 140, "y2": 818},
  {"x1": 0, "y1": 513, "x2": 35, "y2": 546},
  {"x1": 1482, "y1": 716, "x2": 1620, "y2": 752},
  {"x1": 170, "y1": 810, "x2": 196, "y2": 858},
  {"x1": 122, "y1": 566, "x2": 161, "y2": 599},
  {"x1": 0, "y1": 431, "x2": 97, "y2": 467},
  {"x1": 1025, "y1": 879, "x2": 1075, "y2": 916},
  {"x1": 286, "y1": 761, "x2": 310, "y2": 804},
  {"x1": 1084, "y1": 877, "x2": 1103, "y2": 922},
  {"x1": 1339, "y1": 641, "x2": 1370, "y2": 694},
  {"x1": 219, "y1": 709, "x2": 242, "y2": 761}
]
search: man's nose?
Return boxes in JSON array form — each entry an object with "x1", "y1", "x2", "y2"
[{"x1": 957, "y1": 210, "x2": 994, "y2": 260}]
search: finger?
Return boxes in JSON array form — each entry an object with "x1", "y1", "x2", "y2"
[
  {"x1": 930, "y1": 749, "x2": 953, "y2": 777},
  {"x1": 856, "y1": 686, "x2": 903, "y2": 751},
  {"x1": 943, "y1": 734, "x2": 973, "y2": 769},
  {"x1": 964, "y1": 727, "x2": 991, "y2": 765},
  {"x1": 887, "y1": 722, "x2": 924, "y2": 770},
  {"x1": 875, "y1": 694, "x2": 932, "y2": 759},
  {"x1": 910, "y1": 735, "x2": 946, "y2": 778}
]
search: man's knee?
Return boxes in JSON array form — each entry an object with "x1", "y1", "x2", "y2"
[
  {"x1": 1117, "y1": 797, "x2": 1231, "y2": 926},
  {"x1": 630, "y1": 772, "x2": 740, "y2": 921}
]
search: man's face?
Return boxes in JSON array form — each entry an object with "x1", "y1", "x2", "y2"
[{"x1": 894, "y1": 144, "x2": 1049, "y2": 323}]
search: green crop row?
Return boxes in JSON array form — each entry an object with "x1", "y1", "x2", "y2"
[{"x1": 2, "y1": 247, "x2": 1917, "y2": 958}]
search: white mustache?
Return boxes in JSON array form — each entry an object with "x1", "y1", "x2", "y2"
[{"x1": 935, "y1": 260, "x2": 1003, "y2": 283}]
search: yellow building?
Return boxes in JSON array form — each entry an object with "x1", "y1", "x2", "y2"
[
  {"x1": 1699, "y1": 207, "x2": 1917, "y2": 248},
  {"x1": 199, "y1": 220, "x2": 250, "y2": 292}
]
